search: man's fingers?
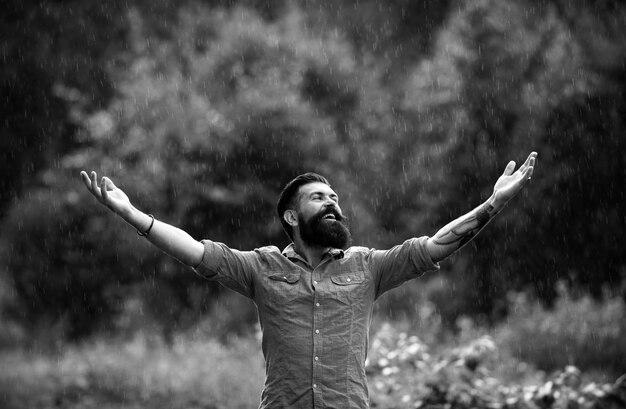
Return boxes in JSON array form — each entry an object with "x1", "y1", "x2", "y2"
[
  {"x1": 517, "y1": 152, "x2": 534, "y2": 173},
  {"x1": 520, "y1": 155, "x2": 530, "y2": 171},
  {"x1": 104, "y1": 177, "x2": 117, "y2": 191},
  {"x1": 81, "y1": 170, "x2": 101, "y2": 197},
  {"x1": 524, "y1": 153, "x2": 537, "y2": 180},
  {"x1": 100, "y1": 177, "x2": 109, "y2": 203},
  {"x1": 80, "y1": 171, "x2": 93, "y2": 192},
  {"x1": 503, "y1": 161, "x2": 516, "y2": 176},
  {"x1": 88, "y1": 171, "x2": 106, "y2": 202},
  {"x1": 90, "y1": 171, "x2": 98, "y2": 191},
  {"x1": 523, "y1": 154, "x2": 532, "y2": 167}
]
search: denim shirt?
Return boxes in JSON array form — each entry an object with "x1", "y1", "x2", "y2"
[{"x1": 193, "y1": 236, "x2": 439, "y2": 409}]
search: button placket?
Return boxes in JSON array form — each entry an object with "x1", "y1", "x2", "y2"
[{"x1": 311, "y1": 271, "x2": 323, "y2": 405}]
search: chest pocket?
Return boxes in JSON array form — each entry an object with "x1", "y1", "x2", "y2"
[
  {"x1": 330, "y1": 271, "x2": 366, "y2": 304},
  {"x1": 266, "y1": 272, "x2": 302, "y2": 304},
  {"x1": 331, "y1": 272, "x2": 365, "y2": 285}
]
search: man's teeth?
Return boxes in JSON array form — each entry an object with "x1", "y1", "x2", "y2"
[{"x1": 323, "y1": 214, "x2": 336, "y2": 220}]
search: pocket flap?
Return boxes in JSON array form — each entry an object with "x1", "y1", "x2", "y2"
[
  {"x1": 331, "y1": 272, "x2": 365, "y2": 285},
  {"x1": 269, "y1": 272, "x2": 300, "y2": 284}
]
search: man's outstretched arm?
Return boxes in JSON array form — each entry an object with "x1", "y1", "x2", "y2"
[
  {"x1": 425, "y1": 152, "x2": 537, "y2": 263},
  {"x1": 80, "y1": 171, "x2": 204, "y2": 267}
]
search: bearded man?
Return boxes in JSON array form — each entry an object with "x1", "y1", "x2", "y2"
[{"x1": 80, "y1": 151, "x2": 536, "y2": 409}]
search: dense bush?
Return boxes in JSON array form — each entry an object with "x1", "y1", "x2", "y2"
[
  {"x1": 0, "y1": 334, "x2": 265, "y2": 409},
  {"x1": 4, "y1": 287, "x2": 626, "y2": 409},
  {"x1": 2, "y1": 320, "x2": 624, "y2": 409},
  {"x1": 373, "y1": 283, "x2": 626, "y2": 379},
  {"x1": 367, "y1": 324, "x2": 626, "y2": 409},
  {"x1": 495, "y1": 287, "x2": 626, "y2": 378}
]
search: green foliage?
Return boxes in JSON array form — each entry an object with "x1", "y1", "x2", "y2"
[
  {"x1": 2, "y1": 4, "x2": 372, "y2": 337},
  {"x1": 367, "y1": 324, "x2": 626, "y2": 409},
  {"x1": 496, "y1": 287, "x2": 626, "y2": 378},
  {"x1": 0, "y1": 0, "x2": 127, "y2": 218},
  {"x1": 375, "y1": 283, "x2": 626, "y2": 379},
  {"x1": 65, "y1": 5, "x2": 367, "y2": 247},
  {"x1": 397, "y1": 0, "x2": 626, "y2": 317},
  {"x1": 0, "y1": 178, "x2": 155, "y2": 338},
  {"x1": 2, "y1": 314, "x2": 625, "y2": 409},
  {"x1": 0, "y1": 334, "x2": 265, "y2": 409},
  {"x1": 1, "y1": 0, "x2": 626, "y2": 340}
]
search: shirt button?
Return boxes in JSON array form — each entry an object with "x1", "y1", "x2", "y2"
[
  {"x1": 314, "y1": 356, "x2": 319, "y2": 361},
  {"x1": 346, "y1": 278, "x2": 351, "y2": 282},
  {"x1": 313, "y1": 280, "x2": 318, "y2": 285},
  {"x1": 315, "y1": 302, "x2": 320, "y2": 307},
  {"x1": 315, "y1": 329, "x2": 320, "y2": 334},
  {"x1": 313, "y1": 384, "x2": 318, "y2": 388}
]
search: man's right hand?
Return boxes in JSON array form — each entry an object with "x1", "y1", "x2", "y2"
[
  {"x1": 80, "y1": 170, "x2": 204, "y2": 266},
  {"x1": 80, "y1": 171, "x2": 133, "y2": 217}
]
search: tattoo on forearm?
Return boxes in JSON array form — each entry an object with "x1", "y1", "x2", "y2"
[{"x1": 432, "y1": 204, "x2": 496, "y2": 248}]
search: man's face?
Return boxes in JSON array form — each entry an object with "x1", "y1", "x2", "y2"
[{"x1": 296, "y1": 182, "x2": 351, "y2": 249}]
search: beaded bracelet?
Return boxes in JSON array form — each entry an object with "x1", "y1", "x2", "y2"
[{"x1": 137, "y1": 214, "x2": 155, "y2": 237}]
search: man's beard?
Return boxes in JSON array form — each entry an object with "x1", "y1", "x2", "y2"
[{"x1": 299, "y1": 207, "x2": 352, "y2": 249}]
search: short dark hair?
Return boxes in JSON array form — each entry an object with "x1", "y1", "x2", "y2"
[{"x1": 277, "y1": 172, "x2": 330, "y2": 240}]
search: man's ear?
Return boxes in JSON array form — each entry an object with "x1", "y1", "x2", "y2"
[{"x1": 283, "y1": 210, "x2": 298, "y2": 227}]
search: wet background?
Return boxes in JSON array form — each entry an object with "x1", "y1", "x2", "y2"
[{"x1": 1, "y1": 1, "x2": 625, "y2": 408}]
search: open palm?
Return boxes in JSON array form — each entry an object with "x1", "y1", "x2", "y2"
[
  {"x1": 80, "y1": 171, "x2": 132, "y2": 216},
  {"x1": 492, "y1": 152, "x2": 537, "y2": 204}
]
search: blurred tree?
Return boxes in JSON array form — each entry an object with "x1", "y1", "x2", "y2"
[
  {"x1": 0, "y1": 0, "x2": 130, "y2": 220},
  {"x1": 1, "y1": 0, "x2": 625, "y2": 340},
  {"x1": 301, "y1": 0, "x2": 453, "y2": 77},
  {"x1": 399, "y1": 0, "x2": 626, "y2": 322},
  {"x1": 2, "y1": 4, "x2": 390, "y2": 338}
]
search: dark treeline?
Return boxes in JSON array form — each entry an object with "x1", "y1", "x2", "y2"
[{"x1": 1, "y1": 0, "x2": 624, "y2": 340}]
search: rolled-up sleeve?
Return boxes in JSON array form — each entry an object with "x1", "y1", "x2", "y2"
[
  {"x1": 369, "y1": 236, "x2": 440, "y2": 298},
  {"x1": 193, "y1": 240, "x2": 256, "y2": 299}
]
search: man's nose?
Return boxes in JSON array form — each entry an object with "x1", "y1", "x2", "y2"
[
  {"x1": 323, "y1": 197, "x2": 339, "y2": 209},
  {"x1": 323, "y1": 201, "x2": 341, "y2": 215}
]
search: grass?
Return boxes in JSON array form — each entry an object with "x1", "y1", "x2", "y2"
[
  {"x1": 0, "y1": 333, "x2": 265, "y2": 409},
  {"x1": 1, "y1": 287, "x2": 625, "y2": 408}
]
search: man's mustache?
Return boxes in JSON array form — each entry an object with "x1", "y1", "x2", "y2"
[{"x1": 318, "y1": 206, "x2": 346, "y2": 222}]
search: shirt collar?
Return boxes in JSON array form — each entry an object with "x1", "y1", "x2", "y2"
[{"x1": 282, "y1": 243, "x2": 345, "y2": 261}]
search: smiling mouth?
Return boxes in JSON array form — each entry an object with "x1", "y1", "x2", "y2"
[{"x1": 322, "y1": 214, "x2": 337, "y2": 221}]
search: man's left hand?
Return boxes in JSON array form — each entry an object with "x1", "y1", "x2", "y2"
[{"x1": 491, "y1": 151, "x2": 537, "y2": 206}]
